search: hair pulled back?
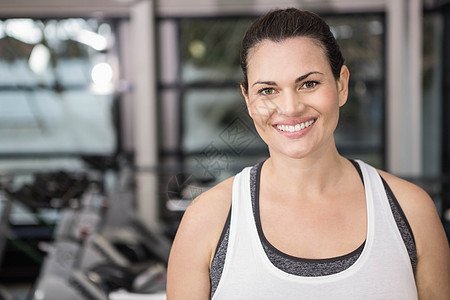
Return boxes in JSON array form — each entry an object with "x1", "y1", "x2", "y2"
[{"x1": 240, "y1": 8, "x2": 345, "y2": 93}]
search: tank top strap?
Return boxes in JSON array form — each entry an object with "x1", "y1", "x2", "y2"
[{"x1": 356, "y1": 160, "x2": 414, "y2": 270}]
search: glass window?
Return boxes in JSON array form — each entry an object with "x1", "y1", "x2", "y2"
[
  {"x1": 0, "y1": 91, "x2": 115, "y2": 154},
  {"x1": 182, "y1": 88, "x2": 265, "y2": 153},
  {"x1": 421, "y1": 12, "x2": 442, "y2": 177},
  {"x1": 0, "y1": 18, "x2": 117, "y2": 156},
  {"x1": 180, "y1": 18, "x2": 253, "y2": 84},
  {"x1": 327, "y1": 15, "x2": 385, "y2": 167}
]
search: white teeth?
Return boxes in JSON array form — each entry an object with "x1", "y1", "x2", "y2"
[{"x1": 277, "y1": 120, "x2": 315, "y2": 132}]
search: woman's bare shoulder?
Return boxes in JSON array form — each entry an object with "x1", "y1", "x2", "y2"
[
  {"x1": 171, "y1": 175, "x2": 234, "y2": 258},
  {"x1": 377, "y1": 169, "x2": 439, "y2": 230},
  {"x1": 376, "y1": 170, "x2": 447, "y2": 253},
  {"x1": 377, "y1": 169, "x2": 431, "y2": 209},
  {"x1": 186, "y1": 175, "x2": 234, "y2": 223}
]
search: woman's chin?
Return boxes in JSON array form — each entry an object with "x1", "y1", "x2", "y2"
[{"x1": 269, "y1": 147, "x2": 313, "y2": 160}]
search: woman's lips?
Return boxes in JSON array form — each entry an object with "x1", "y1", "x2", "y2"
[
  {"x1": 276, "y1": 119, "x2": 315, "y2": 132},
  {"x1": 273, "y1": 119, "x2": 316, "y2": 138}
]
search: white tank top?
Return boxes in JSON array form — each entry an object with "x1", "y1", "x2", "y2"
[{"x1": 212, "y1": 160, "x2": 417, "y2": 299}]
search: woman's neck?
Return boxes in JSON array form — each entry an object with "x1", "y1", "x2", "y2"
[{"x1": 263, "y1": 147, "x2": 347, "y2": 196}]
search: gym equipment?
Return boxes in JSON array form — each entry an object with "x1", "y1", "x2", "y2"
[
  {"x1": 31, "y1": 186, "x2": 109, "y2": 300},
  {"x1": 0, "y1": 191, "x2": 12, "y2": 269},
  {"x1": 30, "y1": 162, "x2": 170, "y2": 299},
  {"x1": 0, "y1": 192, "x2": 14, "y2": 300}
]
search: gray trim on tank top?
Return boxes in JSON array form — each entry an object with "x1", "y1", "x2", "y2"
[{"x1": 209, "y1": 160, "x2": 417, "y2": 297}]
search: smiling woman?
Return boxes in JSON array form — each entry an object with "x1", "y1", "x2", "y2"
[
  {"x1": 167, "y1": 8, "x2": 450, "y2": 300},
  {"x1": 242, "y1": 37, "x2": 349, "y2": 159}
]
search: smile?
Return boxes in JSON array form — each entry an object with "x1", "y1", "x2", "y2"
[{"x1": 276, "y1": 120, "x2": 315, "y2": 132}]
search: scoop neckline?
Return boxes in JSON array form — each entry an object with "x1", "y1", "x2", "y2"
[{"x1": 253, "y1": 159, "x2": 368, "y2": 264}]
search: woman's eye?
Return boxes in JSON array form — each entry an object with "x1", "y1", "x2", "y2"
[
  {"x1": 259, "y1": 88, "x2": 276, "y2": 95},
  {"x1": 302, "y1": 81, "x2": 318, "y2": 89}
]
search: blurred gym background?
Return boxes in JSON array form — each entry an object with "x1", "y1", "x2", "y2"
[{"x1": 0, "y1": 0, "x2": 449, "y2": 299}]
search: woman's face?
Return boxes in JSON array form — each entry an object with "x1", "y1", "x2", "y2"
[{"x1": 242, "y1": 37, "x2": 349, "y2": 160}]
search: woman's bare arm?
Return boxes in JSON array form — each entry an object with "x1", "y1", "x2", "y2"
[
  {"x1": 380, "y1": 171, "x2": 450, "y2": 299},
  {"x1": 167, "y1": 177, "x2": 233, "y2": 299}
]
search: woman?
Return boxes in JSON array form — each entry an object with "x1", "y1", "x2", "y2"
[{"x1": 167, "y1": 8, "x2": 450, "y2": 299}]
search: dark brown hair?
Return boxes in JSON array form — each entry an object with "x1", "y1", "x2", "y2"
[{"x1": 240, "y1": 8, "x2": 345, "y2": 93}]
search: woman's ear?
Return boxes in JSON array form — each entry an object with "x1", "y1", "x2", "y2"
[
  {"x1": 240, "y1": 84, "x2": 252, "y2": 116},
  {"x1": 337, "y1": 65, "x2": 350, "y2": 107}
]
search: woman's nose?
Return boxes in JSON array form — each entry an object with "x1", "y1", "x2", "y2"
[{"x1": 278, "y1": 91, "x2": 305, "y2": 116}]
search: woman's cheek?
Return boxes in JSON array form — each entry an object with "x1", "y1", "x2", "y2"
[{"x1": 249, "y1": 97, "x2": 278, "y2": 122}]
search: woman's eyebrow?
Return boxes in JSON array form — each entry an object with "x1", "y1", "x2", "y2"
[
  {"x1": 294, "y1": 71, "x2": 323, "y2": 83},
  {"x1": 252, "y1": 80, "x2": 276, "y2": 87},
  {"x1": 251, "y1": 71, "x2": 324, "y2": 88}
]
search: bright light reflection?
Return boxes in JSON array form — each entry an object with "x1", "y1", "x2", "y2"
[
  {"x1": 91, "y1": 62, "x2": 113, "y2": 85},
  {"x1": 29, "y1": 44, "x2": 51, "y2": 74},
  {"x1": 5, "y1": 19, "x2": 43, "y2": 44},
  {"x1": 34, "y1": 289, "x2": 44, "y2": 300},
  {"x1": 91, "y1": 62, "x2": 114, "y2": 94},
  {"x1": 75, "y1": 30, "x2": 107, "y2": 51},
  {"x1": 189, "y1": 40, "x2": 206, "y2": 59}
]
